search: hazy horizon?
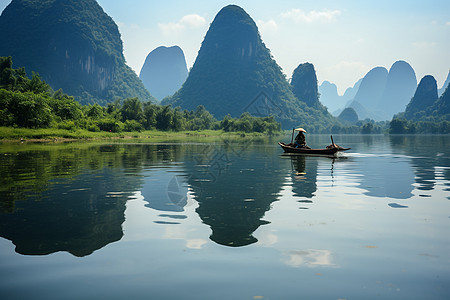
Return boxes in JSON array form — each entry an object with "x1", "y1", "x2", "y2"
[{"x1": 1, "y1": 0, "x2": 449, "y2": 94}]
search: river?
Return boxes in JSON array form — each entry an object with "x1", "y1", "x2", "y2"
[{"x1": 0, "y1": 134, "x2": 449, "y2": 299}]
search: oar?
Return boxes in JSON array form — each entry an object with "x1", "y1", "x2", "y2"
[
  {"x1": 330, "y1": 135, "x2": 336, "y2": 148},
  {"x1": 290, "y1": 128, "x2": 295, "y2": 144}
]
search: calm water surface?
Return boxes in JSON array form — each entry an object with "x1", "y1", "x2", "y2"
[{"x1": 0, "y1": 135, "x2": 449, "y2": 299}]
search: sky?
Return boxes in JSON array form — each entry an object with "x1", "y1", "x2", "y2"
[{"x1": 1, "y1": 0, "x2": 449, "y2": 94}]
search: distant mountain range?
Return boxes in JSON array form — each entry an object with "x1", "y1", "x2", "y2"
[
  {"x1": 1, "y1": 0, "x2": 447, "y2": 126},
  {"x1": 0, "y1": 0, "x2": 153, "y2": 105},
  {"x1": 348, "y1": 66, "x2": 389, "y2": 121},
  {"x1": 320, "y1": 60, "x2": 417, "y2": 121},
  {"x1": 319, "y1": 80, "x2": 361, "y2": 115},
  {"x1": 139, "y1": 46, "x2": 188, "y2": 101}
]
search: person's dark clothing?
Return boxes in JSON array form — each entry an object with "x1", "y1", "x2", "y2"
[{"x1": 295, "y1": 132, "x2": 306, "y2": 148}]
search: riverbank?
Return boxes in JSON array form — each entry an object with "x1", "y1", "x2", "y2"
[{"x1": 0, "y1": 127, "x2": 281, "y2": 143}]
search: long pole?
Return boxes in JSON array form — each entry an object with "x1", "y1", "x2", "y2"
[
  {"x1": 331, "y1": 135, "x2": 335, "y2": 147},
  {"x1": 291, "y1": 128, "x2": 295, "y2": 144}
]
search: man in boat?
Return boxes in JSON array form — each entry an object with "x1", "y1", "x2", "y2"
[{"x1": 294, "y1": 128, "x2": 310, "y2": 148}]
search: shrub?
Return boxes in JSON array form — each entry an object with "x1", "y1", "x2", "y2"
[
  {"x1": 124, "y1": 119, "x2": 143, "y2": 132},
  {"x1": 57, "y1": 120, "x2": 77, "y2": 131},
  {"x1": 97, "y1": 118, "x2": 123, "y2": 132}
]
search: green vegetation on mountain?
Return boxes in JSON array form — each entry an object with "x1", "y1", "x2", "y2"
[
  {"x1": 404, "y1": 75, "x2": 438, "y2": 120},
  {"x1": 0, "y1": 0, "x2": 153, "y2": 105},
  {"x1": 429, "y1": 82, "x2": 450, "y2": 117},
  {"x1": 390, "y1": 76, "x2": 449, "y2": 134},
  {"x1": 291, "y1": 63, "x2": 321, "y2": 109},
  {"x1": 163, "y1": 5, "x2": 335, "y2": 131},
  {"x1": 0, "y1": 57, "x2": 280, "y2": 138}
]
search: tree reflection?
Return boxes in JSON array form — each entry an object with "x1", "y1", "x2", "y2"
[
  {"x1": 389, "y1": 135, "x2": 450, "y2": 193},
  {"x1": 0, "y1": 174, "x2": 132, "y2": 257},
  {"x1": 0, "y1": 144, "x2": 151, "y2": 256}
]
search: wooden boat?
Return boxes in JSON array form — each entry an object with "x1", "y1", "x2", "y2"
[
  {"x1": 279, "y1": 131, "x2": 350, "y2": 155},
  {"x1": 278, "y1": 142, "x2": 350, "y2": 155}
]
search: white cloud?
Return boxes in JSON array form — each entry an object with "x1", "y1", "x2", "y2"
[
  {"x1": 446, "y1": 21, "x2": 450, "y2": 26},
  {"x1": 283, "y1": 249, "x2": 335, "y2": 268},
  {"x1": 186, "y1": 239, "x2": 208, "y2": 249},
  {"x1": 179, "y1": 14, "x2": 207, "y2": 27},
  {"x1": 328, "y1": 61, "x2": 368, "y2": 73},
  {"x1": 158, "y1": 14, "x2": 206, "y2": 36},
  {"x1": 412, "y1": 41, "x2": 437, "y2": 49},
  {"x1": 281, "y1": 9, "x2": 341, "y2": 23},
  {"x1": 257, "y1": 19, "x2": 278, "y2": 34}
]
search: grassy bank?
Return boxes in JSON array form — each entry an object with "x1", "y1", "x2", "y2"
[{"x1": 0, "y1": 127, "x2": 281, "y2": 143}]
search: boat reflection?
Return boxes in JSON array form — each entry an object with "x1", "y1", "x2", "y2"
[{"x1": 289, "y1": 155, "x2": 318, "y2": 201}]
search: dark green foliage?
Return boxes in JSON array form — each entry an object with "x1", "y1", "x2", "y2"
[
  {"x1": 291, "y1": 63, "x2": 321, "y2": 109},
  {"x1": 85, "y1": 103, "x2": 105, "y2": 119},
  {"x1": 220, "y1": 112, "x2": 280, "y2": 133},
  {"x1": 390, "y1": 118, "x2": 449, "y2": 134},
  {"x1": 432, "y1": 83, "x2": 450, "y2": 114},
  {"x1": 0, "y1": 90, "x2": 52, "y2": 128},
  {"x1": 124, "y1": 120, "x2": 143, "y2": 132},
  {"x1": 0, "y1": 57, "x2": 53, "y2": 128},
  {"x1": 389, "y1": 119, "x2": 414, "y2": 134},
  {"x1": 393, "y1": 77, "x2": 450, "y2": 133},
  {"x1": 97, "y1": 118, "x2": 123, "y2": 132},
  {"x1": 0, "y1": 56, "x2": 282, "y2": 133},
  {"x1": 26, "y1": 72, "x2": 52, "y2": 95},
  {"x1": 155, "y1": 105, "x2": 174, "y2": 131},
  {"x1": 361, "y1": 123, "x2": 375, "y2": 134},
  {"x1": 1, "y1": 57, "x2": 48, "y2": 93},
  {"x1": 48, "y1": 90, "x2": 83, "y2": 121},
  {"x1": 99, "y1": 64, "x2": 154, "y2": 106},
  {"x1": 120, "y1": 97, "x2": 144, "y2": 122},
  {"x1": 143, "y1": 102, "x2": 158, "y2": 129},
  {"x1": 190, "y1": 105, "x2": 215, "y2": 130},
  {"x1": 329, "y1": 119, "x2": 386, "y2": 134},
  {"x1": 423, "y1": 82, "x2": 450, "y2": 120},
  {"x1": 0, "y1": 0, "x2": 153, "y2": 105},
  {"x1": 404, "y1": 75, "x2": 438, "y2": 119}
]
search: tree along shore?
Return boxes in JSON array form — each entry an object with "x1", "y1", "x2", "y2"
[
  {"x1": 0, "y1": 57, "x2": 281, "y2": 137},
  {"x1": 0, "y1": 127, "x2": 283, "y2": 143},
  {"x1": 2, "y1": 57, "x2": 447, "y2": 136}
]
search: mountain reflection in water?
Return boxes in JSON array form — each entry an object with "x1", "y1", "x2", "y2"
[
  {"x1": 1, "y1": 135, "x2": 449, "y2": 257},
  {"x1": 184, "y1": 142, "x2": 284, "y2": 247}
]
